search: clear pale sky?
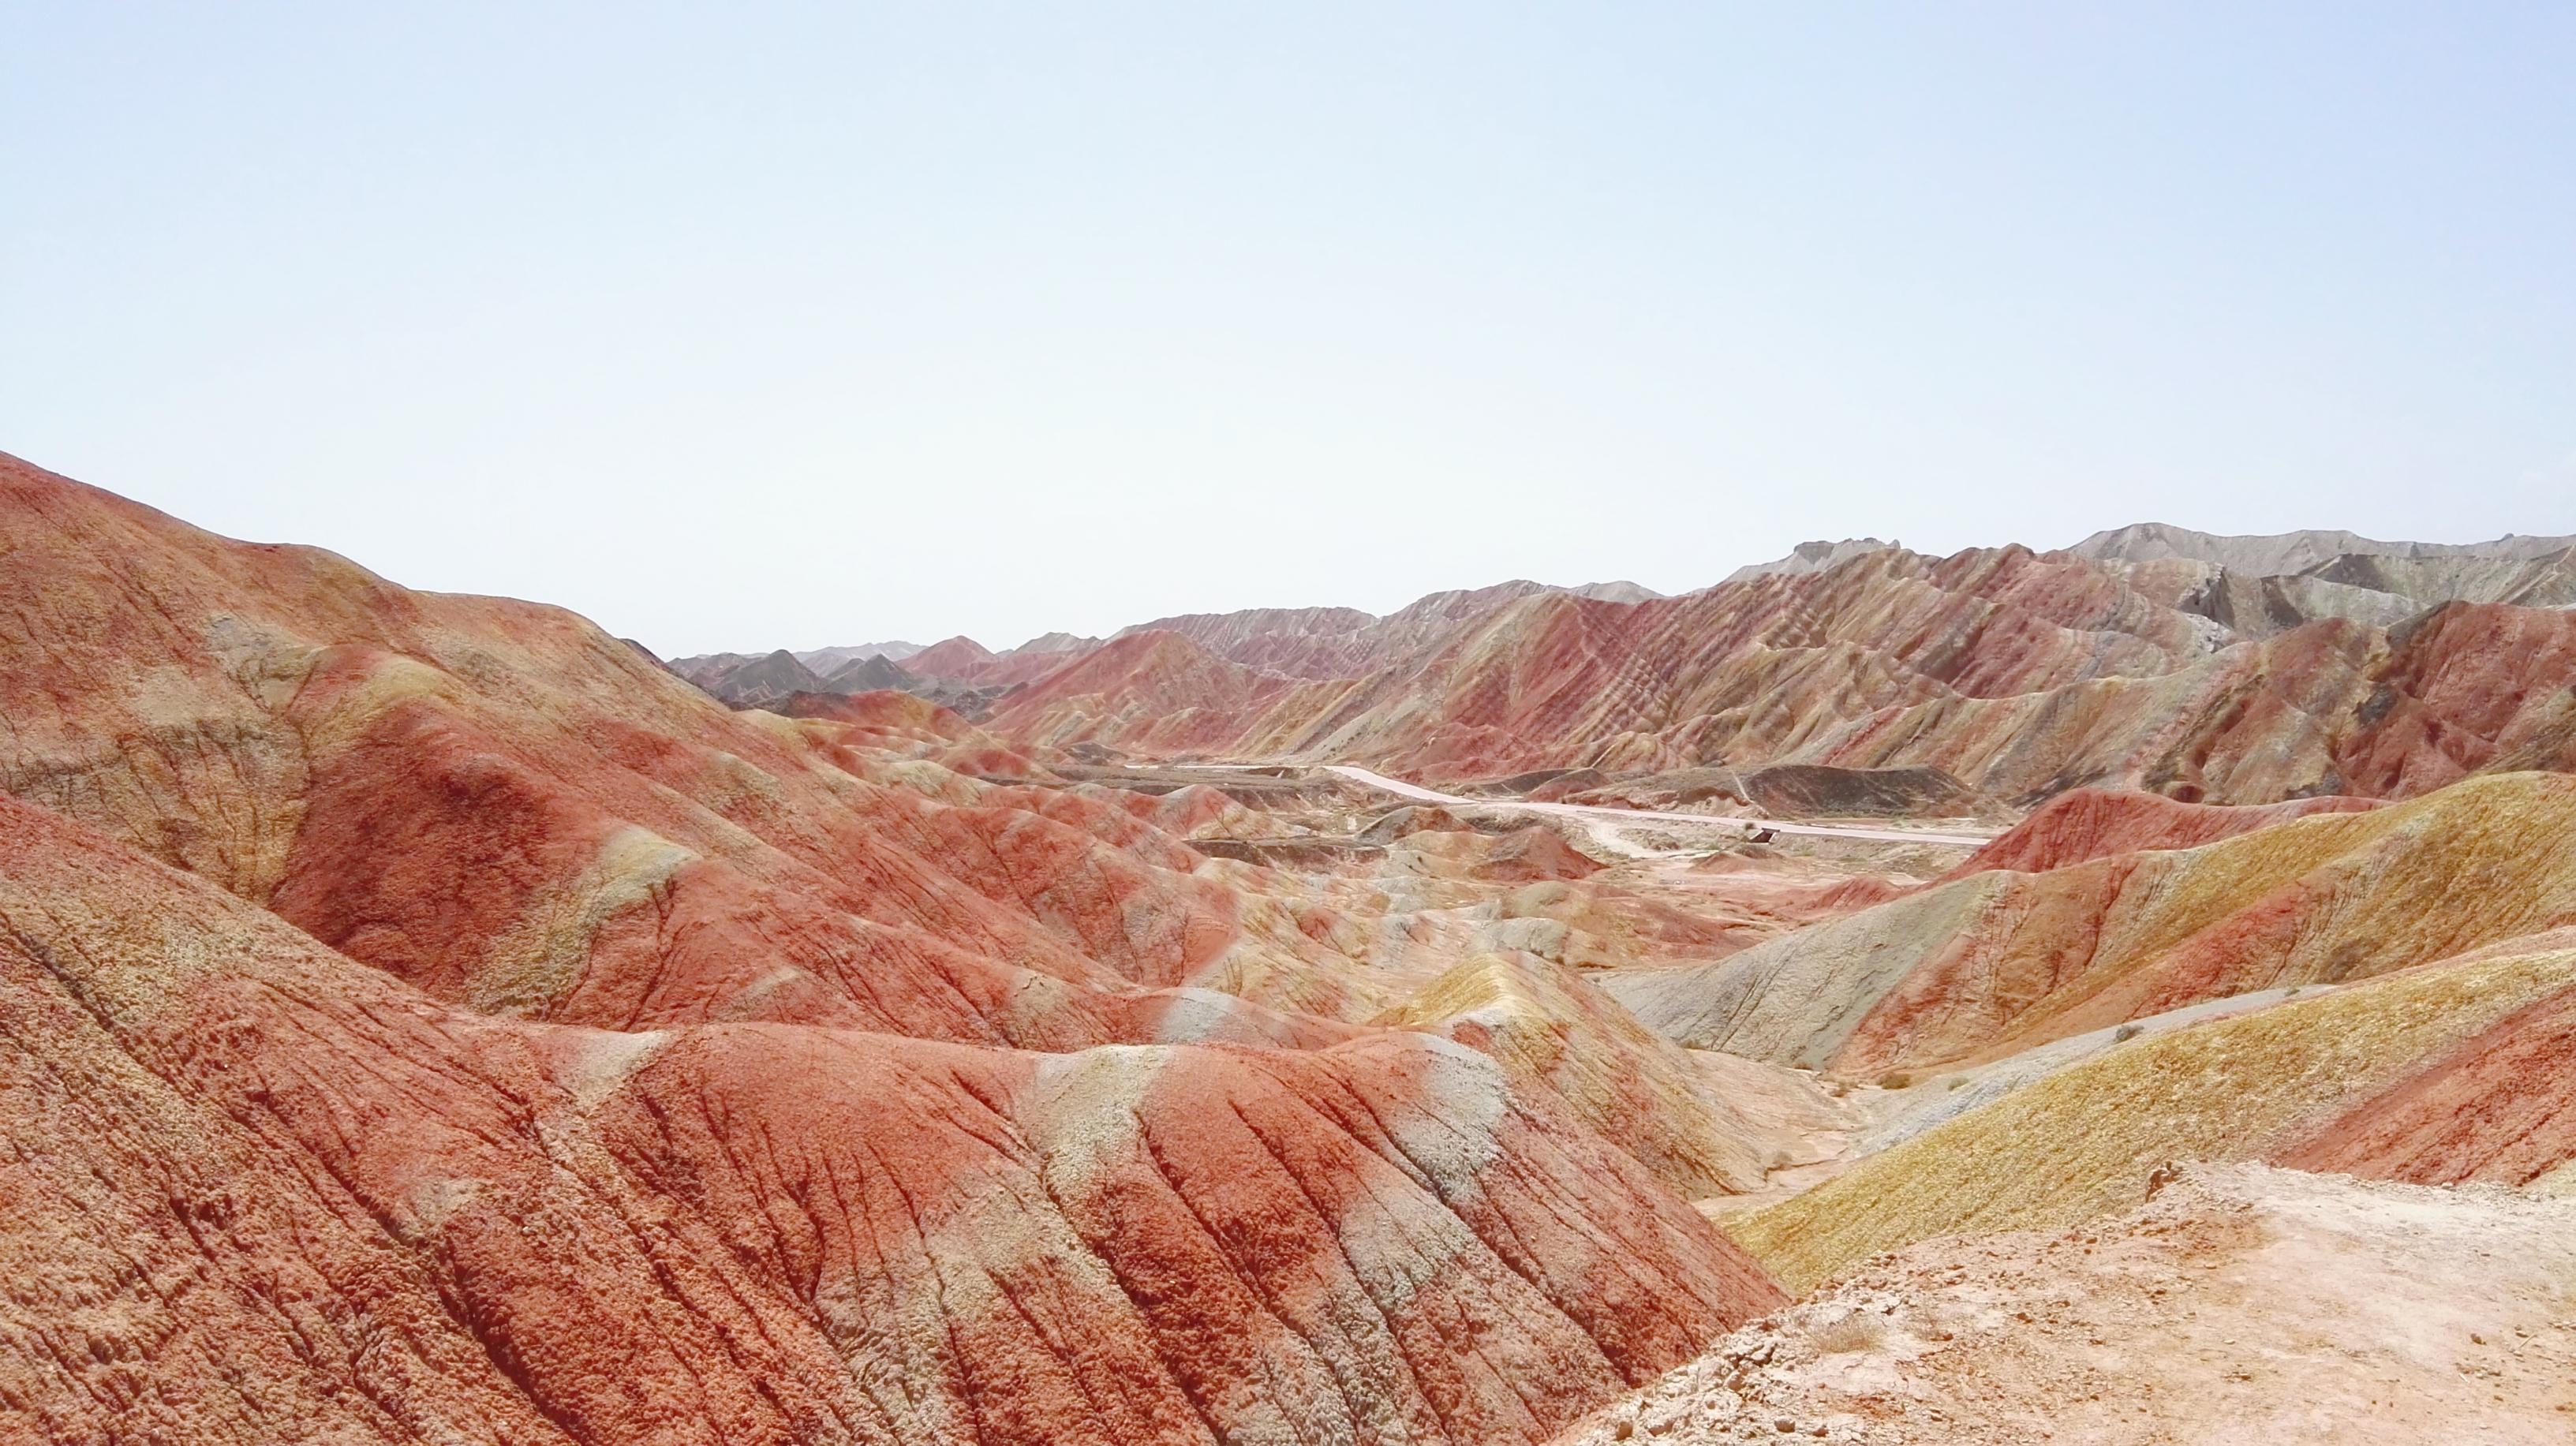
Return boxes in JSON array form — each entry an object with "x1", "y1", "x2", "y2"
[{"x1": 6, "y1": 5, "x2": 2570, "y2": 655}]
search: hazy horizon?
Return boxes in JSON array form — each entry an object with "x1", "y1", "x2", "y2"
[
  {"x1": 8, "y1": 5, "x2": 2570, "y2": 655},
  {"x1": 664, "y1": 514, "x2": 2576, "y2": 659}
]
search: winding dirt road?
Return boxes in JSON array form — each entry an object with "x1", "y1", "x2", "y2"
[
  {"x1": 1147, "y1": 761, "x2": 1997, "y2": 850},
  {"x1": 1317, "y1": 765, "x2": 1996, "y2": 848}
]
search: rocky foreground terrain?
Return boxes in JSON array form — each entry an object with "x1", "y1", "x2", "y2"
[{"x1": 3, "y1": 446, "x2": 2571, "y2": 1443}]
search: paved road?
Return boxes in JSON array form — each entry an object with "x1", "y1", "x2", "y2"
[{"x1": 1155, "y1": 761, "x2": 1998, "y2": 849}]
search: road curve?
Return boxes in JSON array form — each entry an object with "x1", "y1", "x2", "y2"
[
  {"x1": 1317, "y1": 765, "x2": 1997, "y2": 848},
  {"x1": 1161, "y1": 761, "x2": 1998, "y2": 849}
]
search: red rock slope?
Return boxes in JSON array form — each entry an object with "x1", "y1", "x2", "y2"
[
  {"x1": 0, "y1": 450, "x2": 1363, "y2": 1040},
  {"x1": 0, "y1": 450, "x2": 1785, "y2": 1442},
  {"x1": 1945, "y1": 786, "x2": 2380, "y2": 877},
  {"x1": 0, "y1": 792, "x2": 1780, "y2": 1444},
  {"x1": 2272, "y1": 929, "x2": 2576, "y2": 1186}
]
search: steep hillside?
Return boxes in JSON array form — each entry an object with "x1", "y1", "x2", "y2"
[
  {"x1": 817, "y1": 652, "x2": 922, "y2": 693},
  {"x1": 796, "y1": 637, "x2": 923, "y2": 668},
  {"x1": 986, "y1": 629, "x2": 1310, "y2": 753},
  {"x1": 0, "y1": 449, "x2": 1795, "y2": 1443},
  {"x1": 1115, "y1": 604, "x2": 1378, "y2": 678},
  {"x1": 9, "y1": 447, "x2": 2569, "y2": 1442},
  {"x1": 0, "y1": 791, "x2": 1782, "y2": 1444},
  {"x1": 903, "y1": 633, "x2": 1000, "y2": 678},
  {"x1": 1723, "y1": 536, "x2": 1894, "y2": 582},
  {"x1": 1100, "y1": 583, "x2": 1662, "y2": 682},
  {"x1": 693, "y1": 525, "x2": 2575, "y2": 813},
  {"x1": 705, "y1": 645, "x2": 827, "y2": 703},
  {"x1": 1375, "y1": 951, "x2": 1802, "y2": 1199}
]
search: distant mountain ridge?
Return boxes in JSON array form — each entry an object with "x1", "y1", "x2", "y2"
[
  {"x1": 970, "y1": 529, "x2": 2576, "y2": 801},
  {"x1": 795, "y1": 639, "x2": 922, "y2": 670},
  {"x1": 673, "y1": 527, "x2": 2574, "y2": 798},
  {"x1": 2072, "y1": 522, "x2": 2576, "y2": 575},
  {"x1": 1725, "y1": 539, "x2": 1895, "y2": 584}
]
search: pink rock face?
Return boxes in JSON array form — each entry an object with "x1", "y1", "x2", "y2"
[
  {"x1": 0, "y1": 450, "x2": 1785, "y2": 1442},
  {"x1": 1947, "y1": 787, "x2": 2381, "y2": 878}
]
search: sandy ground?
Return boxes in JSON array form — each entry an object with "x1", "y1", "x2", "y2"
[{"x1": 1555, "y1": 1164, "x2": 2576, "y2": 1444}]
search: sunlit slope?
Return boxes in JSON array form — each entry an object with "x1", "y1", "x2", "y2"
[{"x1": 1721, "y1": 933, "x2": 2576, "y2": 1292}]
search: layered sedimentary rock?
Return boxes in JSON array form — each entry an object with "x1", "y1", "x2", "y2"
[
  {"x1": 1607, "y1": 771, "x2": 2576, "y2": 1075},
  {"x1": 2, "y1": 453, "x2": 1385, "y2": 1040},
  {"x1": 0, "y1": 450, "x2": 1787, "y2": 1443},
  {"x1": 905, "y1": 633, "x2": 1101, "y2": 688},
  {"x1": 673, "y1": 640, "x2": 922, "y2": 682},
  {"x1": 1722, "y1": 537, "x2": 1894, "y2": 583},
  {"x1": 2269, "y1": 929, "x2": 2576, "y2": 1187},
  {"x1": 898, "y1": 580, "x2": 1662, "y2": 693},
  {"x1": 687, "y1": 521, "x2": 2576, "y2": 816},
  {"x1": 1114, "y1": 604, "x2": 1381, "y2": 680},
  {"x1": 0, "y1": 792, "x2": 1780, "y2": 1444},
  {"x1": 674, "y1": 643, "x2": 954, "y2": 711},
  {"x1": 1375, "y1": 951, "x2": 1785, "y2": 1199},
  {"x1": 982, "y1": 543, "x2": 2576, "y2": 805},
  {"x1": 10, "y1": 443, "x2": 2575, "y2": 1443}
]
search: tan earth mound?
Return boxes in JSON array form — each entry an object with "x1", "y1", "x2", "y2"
[
  {"x1": 1558, "y1": 1164, "x2": 2576, "y2": 1444},
  {"x1": 1471, "y1": 826, "x2": 1604, "y2": 883}
]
